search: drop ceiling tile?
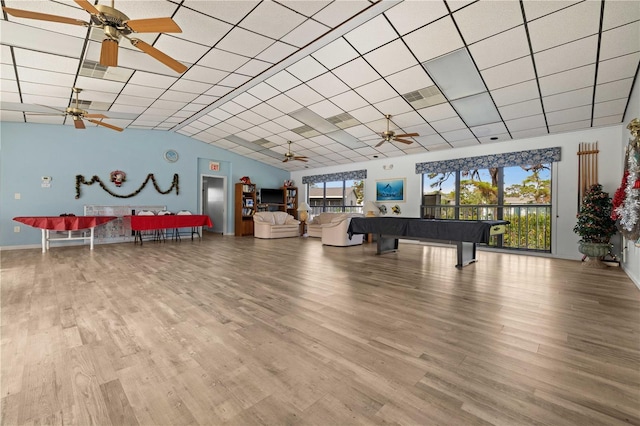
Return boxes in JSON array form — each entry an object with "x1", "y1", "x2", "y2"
[
  {"x1": 182, "y1": 66, "x2": 228, "y2": 85},
  {"x1": 385, "y1": 65, "x2": 434, "y2": 96},
  {"x1": 402, "y1": 123, "x2": 437, "y2": 137},
  {"x1": 355, "y1": 79, "x2": 397, "y2": 104},
  {"x1": 417, "y1": 102, "x2": 458, "y2": 122},
  {"x1": 251, "y1": 103, "x2": 283, "y2": 120},
  {"x1": 498, "y1": 98, "x2": 543, "y2": 120},
  {"x1": 453, "y1": 0, "x2": 523, "y2": 44},
  {"x1": 404, "y1": 17, "x2": 464, "y2": 62},
  {"x1": 281, "y1": 19, "x2": 330, "y2": 48},
  {"x1": 218, "y1": 73, "x2": 252, "y2": 88},
  {"x1": 19, "y1": 82, "x2": 70, "y2": 99},
  {"x1": 490, "y1": 79, "x2": 540, "y2": 106},
  {"x1": 12, "y1": 49, "x2": 78, "y2": 74},
  {"x1": 481, "y1": 56, "x2": 536, "y2": 90},
  {"x1": 364, "y1": 39, "x2": 418, "y2": 77},
  {"x1": 600, "y1": 23, "x2": 640, "y2": 61},
  {"x1": 286, "y1": 84, "x2": 324, "y2": 106},
  {"x1": 349, "y1": 105, "x2": 384, "y2": 124},
  {"x1": 332, "y1": 58, "x2": 381, "y2": 88},
  {"x1": 308, "y1": 0, "x2": 366, "y2": 27},
  {"x1": 1, "y1": 22, "x2": 85, "y2": 58},
  {"x1": 602, "y1": 0, "x2": 640, "y2": 30},
  {"x1": 345, "y1": 15, "x2": 398, "y2": 55},
  {"x1": 219, "y1": 101, "x2": 246, "y2": 115},
  {"x1": 186, "y1": 0, "x2": 259, "y2": 25},
  {"x1": 391, "y1": 111, "x2": 425, "y2": 128},
  {"x1": 468, "y1": 25, "x2": 530, "y2": 71},
  {"x1": 127, "y1": 71, "x2": 178, "y2": 89},
  {"x1": 430, "y1": 116, "x2": 467, "y2": 133},
  {"x1": 523, "y1": 1, "x2": 580, "y2": 21},
  {"x1": 19, "y1": 93, "x2": 68, "y2": 108},
  {"x1": 232, "y1": 93, "x2": 262, "y2": 109},
  {"x1": 160, "y1": 90, "x2": 199, "y2": 103},
  {"x1": 15, "y1": 68, "x2": 75, "y2": 88},
  {"x1": 216, "y1": 27, "x2": 275, "y2": 57},
  {"x1": 248, "y1": 83, "x2": 280, "y2": 101},
  {"x1": 240, "y1": 2, "x2": 306, "y2": 39},
  {"x1": 505, "y1": 114, "x2": 547, "y2": 132},
  {"x1": 470, "y1": 122, "x2": 508, "y2": 138},
  {"x1": 266, "y1": 71, "x2": 302, "y2": 92},
  {"x1": 597, "y1": 53, "x2": 640, "y2": 84},
  {"x1": 149, "y1": 35, "x2": 209, "y2": 65},
  {"x1": 593, "y1": 115, "x2": 623, "y2": 127},
  {"x1": 594, "y1": 98, "x2": 628, "y2": 118},
  {"x1": 543, "y1": 87, "x2": 593, "y2": 112},
  {"x1": 170, "y1": 78, "x2": 212, "y2": 94},
  {"x1": 344, "y1": 124, "x2": 377, "y2": 139},
  {"x1": 173, "y1": 6, "x2": 232, "y2": 46},
  {"x1": 539, "y1": 64, "x2": 595, "y2": 96},
  {"x1": 549, "y1": 119, "x2": 591, "y2": 133},
  {"x1": 384, "y1": 1, "x2": 449, "y2": 36},
  {"x1": 534, "y1": 35, "x2": 597, "y2": 77},
  {"x1": 307, "y1": 100, "x2": 343, "y2": 118},
  {"x1": 441, "y1": 128, "x2": 476, "y2": 142},
  {"x1": 206, "y1": 85, "x2": 232, "y2": 97},
  {"x1": 528, "y1": 1, "x2": 601, "y2": 52},
  {"x1": 449, "y1": 138, "x2": 480, "y2": 148},
  {"x1": 287, "y1": 56, "x2": 328, "y2": 82},
  {"x1": 284, "y1": 1, "x2": 330, "y2": 17},
  {"x1": 307, "y1": 72, "x2": 350, "y2": 98},
  {"x1": 330, "y1": 91, "x2": 368, "y2": 111},
  {"x1": 258, "y1": 120, "x2": 287, "y2": 135},
  {"x1": 595, "y1": 78, "x2": 634, "y2": 103},
  {"x1": 273, "y1": 115, "x2": 303, "y2": 129},
  {"x1": 546, "y1": 105, "x2": 591, "y2": 126},
  {"x1": 511, "y1": 127, "x2": 549, "y2": 140},
  {"x1": 255, "y1": 41, "x2": 299, "y2": 64},
  {"x1": 197, "y1": 48, "x2": 249, "y2": 72},
  {"x1": 235, "y1": 59, "x2": 272, "y2": 76},
  {"x1": 266, "y1": 94, "x2": 303, "y2": 114},
  {"x1": 374, "y1": 97, "x2": 413, "y2": 116},
  {"x1": 236, "y1": 110, "x2": 268, "y2": 126},
  {"x1": 311, "y1": 37, "x2": 360, "y2": 70}
]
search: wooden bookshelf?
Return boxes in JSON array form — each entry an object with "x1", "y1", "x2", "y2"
[
  {"x1": 283, "y1": 186, "x2": 298, "y2": 219},
  {"x1": 234, "y1": 183, "x2": 256, "y2": 236}
]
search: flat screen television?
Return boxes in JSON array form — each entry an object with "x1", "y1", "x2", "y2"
[{"x1": 260, "y1": 188, "x2": 284, "y2": 204}]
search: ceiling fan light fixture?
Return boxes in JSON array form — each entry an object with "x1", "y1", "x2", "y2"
[{"x1": 100, "y1": 39, "x2": 119, "y2": 67}]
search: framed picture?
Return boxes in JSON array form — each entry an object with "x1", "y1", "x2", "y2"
[{"x1": 376, "y1": 178, "x2": 406, "y2": 202}]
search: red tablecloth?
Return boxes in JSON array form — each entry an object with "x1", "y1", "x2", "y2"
[
  {"x1": 125, "y1": 215, "x2": 212, "y2": 231},
  {"x1": 13, "y1": 216, "x2": 117, "y2": 231}
]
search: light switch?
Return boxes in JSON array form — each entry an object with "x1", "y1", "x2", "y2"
[
  {"x1": 14, "y1": 193, "x2": 21, "y2": 200},
  {"x1": 14, "y1": 226, "x2": 20, "y2": 233}
]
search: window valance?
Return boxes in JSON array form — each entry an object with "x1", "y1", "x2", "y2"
[
  {"x1": 415, "y1": 147, "x2": 561, "y2": 174},
  {"x1": 302, "y1": 169, "x2": 367, "y2": 185}
]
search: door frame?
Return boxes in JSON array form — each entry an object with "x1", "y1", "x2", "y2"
[{"x1": 200, "y1": 174, "x2": 227, "y2": 235}]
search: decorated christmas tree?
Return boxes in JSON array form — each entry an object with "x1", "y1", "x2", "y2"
[{"x1": 573, "y1": 184, "x2": 617, "y2": 243}]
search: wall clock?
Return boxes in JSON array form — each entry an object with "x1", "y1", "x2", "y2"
[{"x1": 163, "y1": 149, "x2": 179, "y2": 163}]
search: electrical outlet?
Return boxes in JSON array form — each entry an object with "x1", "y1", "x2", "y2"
[{"x1": 14, "y1": 226, "x2": 20, "y2": 233}]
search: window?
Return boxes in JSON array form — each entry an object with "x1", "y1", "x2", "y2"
[{"x1": 308, "y1": 179, "x2": 364, "y2": 214}]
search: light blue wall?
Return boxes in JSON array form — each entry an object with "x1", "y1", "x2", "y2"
[{"x1": 0, "y1": 122, "x2": 289, "y2": 247}]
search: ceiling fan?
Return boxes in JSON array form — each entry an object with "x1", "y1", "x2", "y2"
[
  {"x1": 283, "y1": 141, "x2": 308, "y2": 163},
  {"x1": 29, "y1": 87, "x2": 124, "y2": 131},
  {"x1": 2, "y1": 0, "x2": 187, "y2": 73},
  {"x1": 375, "y1": 114, "x2": 419, "y2": 147}
]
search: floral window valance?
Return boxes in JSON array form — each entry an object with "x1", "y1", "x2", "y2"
[
  {"x1": 302, "y1": 169, "x2": 367, "y2": 185},
  {"x1": 415, "y1": 147, "x2": 562, "y2": 174}
]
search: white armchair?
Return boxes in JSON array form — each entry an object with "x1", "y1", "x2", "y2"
[
  {"x1": 253, "y1": 211, "x2": 300, "y2": 239},
  {"x1": 321, "y1": 213, "x2": 364, "y2": 247}
]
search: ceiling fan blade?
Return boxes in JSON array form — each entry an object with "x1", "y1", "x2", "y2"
[
  {"x1": 295, "y1": 158, "x2": 308, "y2": 162},
  {"x1": 126, "y1": 17, "x2": 182, "y2": 33},
  {"x1": 130, "y1": 39, "x2": 187, "y2": 74},
  {"x1": 2, "y1": 7, "x2": 88, "y2": 26},
  {"x1": 100, "y1": 39, "x2": 119, "y2": 67},
  {"x1": 394, "y1": 133, "x2": 419, "y2": 138},
  {"x1": 84, "y1": 113, "x2": 108, "y2": 119},
  {"x1": 87, "y1": 119, "x2": 123, "y2": 132},
  {"x1": 393, "y1": 138, "x2": 413, "y2": 144},
  {"x1": 282, "y1": 157, "x2": 290, "y2": 163},
  {"x1": 73, "y1": 118, "x2": 86, "y2": 129},
  {"x1": 375, "y1": 140, "x2": 386, "y2": 148},
  {"x1": 73, "y1": 0, "x2": 101, "y2": 16}
]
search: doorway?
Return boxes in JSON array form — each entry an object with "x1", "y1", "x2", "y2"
[{"x1": 202, "y1": 175, "x2": 226, "y2": 234}]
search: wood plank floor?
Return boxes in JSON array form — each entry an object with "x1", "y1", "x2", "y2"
[{"x1": 1, "y1": 234, "x2": 639, "y2": 425}]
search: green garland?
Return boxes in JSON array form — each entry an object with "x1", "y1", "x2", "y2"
[{"x1": 75, "y1": 173, "x2": 179, "y2": 199}]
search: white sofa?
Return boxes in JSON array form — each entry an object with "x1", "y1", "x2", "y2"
[
  {"x1": 253, "y1": 211, "x2": 300, "y2": 239},
  {"x1": 308, "y1": 212, "x2": 351, "y2": 238},
  {"x1": 311, "y1": 213, "x2": 364, "y2": 247}
]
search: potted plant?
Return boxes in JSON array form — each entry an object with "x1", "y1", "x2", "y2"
[{"x1": 573, "y1": 183, "x2": 617, "y2": 265}]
